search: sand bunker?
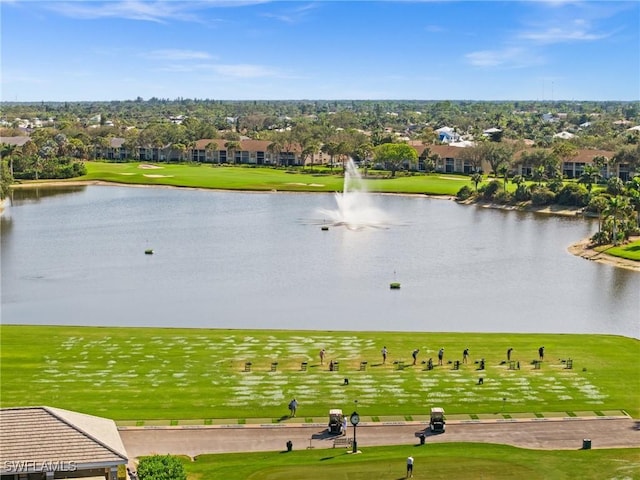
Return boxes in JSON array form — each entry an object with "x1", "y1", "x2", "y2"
[
  {"x1": 286, "y1": 182, "x2": 324, "y2": 187},
  {"x1": 143, "y1": 174, "x2": 173, "y2": 178},
  {"x1": 139, "y1": 164, "x2": 163, "y2": 170}
]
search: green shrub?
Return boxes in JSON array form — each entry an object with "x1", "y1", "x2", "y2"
[
  {"x1": 137, "y1": 455, "x2": 187, "y2": 480},
  {"x1": 456, "y1": 185, "x2": 474, "y2": 200},
  {"x1": 590, "y1": 230, "x2": 609, "y2": 245},
  {"x1": 479, "y1": 180, "x2": 500, "y2": 200},
  {"x1": 493, "y1": 190, "x2": 512, "y2": 204},
  {"x1": 531, "y1": 187, "x2": 556, "y2": 206},
  {"x1": 556, "y1": 183, "x2": 589, "y2": 207},
  {"x1": 514, "y1": 183, "x2": 531, "y2": 201}
]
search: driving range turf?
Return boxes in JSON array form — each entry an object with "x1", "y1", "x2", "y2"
[{"x1": 1, "y1": 325, "x2": 638, "y2": 421}]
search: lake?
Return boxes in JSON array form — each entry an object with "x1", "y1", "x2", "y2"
[{"x1": 1, "y1": 185, "x2": 638, "y2": 339}]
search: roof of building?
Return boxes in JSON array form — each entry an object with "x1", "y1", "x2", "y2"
[
  {"x1": 0, "y1": 406, "x2": 127, "y2": 474},
  {"x1": 0, "y1": 136, "x2": 31, "y2": 147}
]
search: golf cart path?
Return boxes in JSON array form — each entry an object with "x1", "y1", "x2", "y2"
[{"x1": 119, "y1": 416, "x2": 640, "y2": 461}]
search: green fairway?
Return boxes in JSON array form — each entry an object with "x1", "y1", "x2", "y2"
[
  {"x1": 600, "y1": 240, "x2": 640, "y2": 262},
  {"x1": 72, "y1": 161, "x2": 463, "y2": 195},
  {"x1": 1, "y1": 326, "x2": 638, "y2": 421},
  {"x1": 181, "y1": 443, "x2": 640, "y2": 480}
]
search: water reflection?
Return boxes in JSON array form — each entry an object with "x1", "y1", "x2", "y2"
[{"x1": 8, "y1": 185, "x2": 87, "y2": 204}]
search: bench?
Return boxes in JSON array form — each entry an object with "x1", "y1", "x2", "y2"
[
  {"x1": 270, "y1": 362, "x2": 278, "y2": 372},
  {"x1": 359, "y1": 361, "x2": 368, "y2": 371},
  {"x1": 333, "y1": 437, "x2": 353, "y2": 448},
  {"x1": 565, "y1": 359, "x2": 573, "y2": 369},
  {"x1": 244, "y1": 362, "x2": 252, "y2": 372},
  {"x1": 394, "y1": 360, "x2": 404, "y2": 370},
  {"x1": 300, "y1": 362, "x2": 308, "y2": 371}
]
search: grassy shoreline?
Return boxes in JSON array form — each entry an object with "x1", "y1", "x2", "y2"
[{"x1": 2, "y1": 325, "x2": 638, "y2": 421}]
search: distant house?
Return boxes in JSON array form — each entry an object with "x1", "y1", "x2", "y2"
[
  {"x1": 553, "y1": 131, "x2": 575, "y2": 140},
  {"x1": 191, "y1": 139, "x2": 305, "y2": 166},
  {"x1": 435, "y1": 127, "x2": 460, "y2": 144},
  {"x1": 0, "y1": 406, "x2": 128, "y2": 480},
  {"x1": 410, "y1": 141, "x2": 627, "y2": 179}
]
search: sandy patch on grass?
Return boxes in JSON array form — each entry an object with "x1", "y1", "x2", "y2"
[
  {"x1": 120, "y1": 173, "x2": 136, "y2": 175},
  {"x1": 286, "y1": 182, "x2": 325, "y2": 187},
  {"x1": 143, "y1": 174, "x2": 174, "y2": 178},
  {"x1": 139, "y1": 164, "x2": 163, "y2": 170}
]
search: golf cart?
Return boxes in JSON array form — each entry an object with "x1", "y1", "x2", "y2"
[
  {"x1": 430, "y1": 407, "x2": 445, "y2": 433},
  {"x1": 328, "y1": 409, "x2": 345, "y2": 434}
]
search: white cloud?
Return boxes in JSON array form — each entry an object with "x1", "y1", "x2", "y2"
[
  {"x1": 44, "y1": 0, "x2": 269, "y2": 23},
  {"x1": 145, "y1": 49, "x2": 215, "y2": 61},
  {"x1": 465, "y1": 47, "x2": 543, "y2": 68},
  {"x1": 519, "y1": 21, "x2": 610, "y2": 44},
  {"x1": 260, "y1": 2, "x2": 319, "y2": 23}
]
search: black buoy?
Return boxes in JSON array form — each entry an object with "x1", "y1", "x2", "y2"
[{"x1": 145, "y1": 249, "x2": 154, "y2": 255}]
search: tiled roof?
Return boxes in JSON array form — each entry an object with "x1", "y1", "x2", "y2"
[
  {"x1": 0, "y1": 407, "x2": 127, "y2": 474},
  {"x1": 0, "y1": 136, "x2": 31, "y2": 147},
  {"x1": 193, "y1": 138, "x2": 284, "y2": 152}
]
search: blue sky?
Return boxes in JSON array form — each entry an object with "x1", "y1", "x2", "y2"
[{"x1": 1, "y1": 0, "x2": 638, "y2": 102}]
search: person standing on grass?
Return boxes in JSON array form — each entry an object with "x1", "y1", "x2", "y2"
[
  {"x1": 288, "y1": 398, "x2": 298, "y2": 417},
  {"x1": 406, "y1": 456, "x2": 414, "y2": 478},
  {"x1": 320, "y1": 348, "x2": 326, "y2": 365},
  {"x1": 507, "y1": 347, "x2": 513, "y2": 361},
  {"x1": 438, "y1": 347, "x2": 445, "y2": 365},
  {"x1": 412, "y1": 349, "x2": 419, "y2": 365},
  {"x1": 463, "y1": 348, "x2": 469, "y2": 364},
  {"x1": 381, "y1": 346, "x2": 388, "y2": 364},
  {"x1": 539, "y1": 346, "x2": 545, "y2": 361}
]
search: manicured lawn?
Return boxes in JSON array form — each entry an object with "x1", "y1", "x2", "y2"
[
  {"x1": 71, "y1": 161, "x2": 466, "y2": 196},
  {"x1": 1, "y1": 326, "x2": 638, "y2": 421},
  {"x1": 601, "y1": 239, "x2": 640, "y2": 261},
  {"x1": 182, "y1": 443, "x2": 640, "y2": 480}
]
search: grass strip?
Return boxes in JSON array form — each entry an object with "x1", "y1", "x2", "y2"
[{"x1": 181, "y1": 443, "x2": 640, "y2": 480}]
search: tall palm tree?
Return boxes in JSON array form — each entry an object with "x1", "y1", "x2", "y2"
[
  {"x1": 205, "y1": 141, "x2": 218, "y2": 164},
  {"x1": 578, "y1": 165, "x2": 602, "y2": 195},
  {"x1": 267, "y1": 140, "x2": 283, "y2": 166},
  {"x1": 224, "y1": 140, "x2": 242, "y2": 165},
  {"x1": 604, "y1": 196, "x2": 628, "y2": 246},
  {"x1": 470, "y1": 172, "x2": 483, "y2": 192},
  {"x1": 321, "y1": 141, "x2": 338, "y2": 172},
  {"x1": 0, "y1": 143, "x2": 17, "y2": 177}
]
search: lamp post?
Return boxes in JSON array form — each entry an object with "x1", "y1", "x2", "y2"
[{"x1": 350, "y1": 411, "x2": 359, "y2": 453}]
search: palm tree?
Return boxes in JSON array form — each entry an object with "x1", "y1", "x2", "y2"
[
  {"x1": 604, "y1": 196, "x2": 629, "y2": 246},
  {"x1": 267, "y1": 139, "x2": 283, "y2": 167},
  {"x1": 578, "y1": 165, "x2": 602, "y2": 195},
  {"x1": 354, "y1": 141, "x2": 374, "y2": 177},
  {"x1": 321, "y1": 141, "x2": 339, "y2": 172},
  {"x1": 532, "y1": 166, "x2": 546, "y2": 186},
  {"x1": 205, "y1": 141, "x2": 218, "y2": 164},
  {"x1": 470, "y1": 172, "x2": 483, "y2": 192},
  {"x1": 224, "y1": 141, "x2": 241, "y2": 165},
  {"x1": 1, "y1": 143, "x2": 17, "y2": 177}
]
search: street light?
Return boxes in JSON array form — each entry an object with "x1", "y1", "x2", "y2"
[{"x1": 349, "y1": 411, "x2": 359, "y2": 453}]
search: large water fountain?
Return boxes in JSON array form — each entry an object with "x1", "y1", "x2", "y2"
[{"x1": 318, "y1": 159, "x2": 388, "y2": 230}]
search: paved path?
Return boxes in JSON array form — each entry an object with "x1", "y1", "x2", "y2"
[{"x1": 120, "y1": 416, "x2": 640, "y2": 462}]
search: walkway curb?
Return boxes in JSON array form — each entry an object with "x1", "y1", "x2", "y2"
[{"x1": 117, "y1": 413, "x2": 631, "y2": 431}]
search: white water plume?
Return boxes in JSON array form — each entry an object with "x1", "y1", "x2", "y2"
[{"x1": 318, "y1": 159, "x2": 388, "y2": 230}]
